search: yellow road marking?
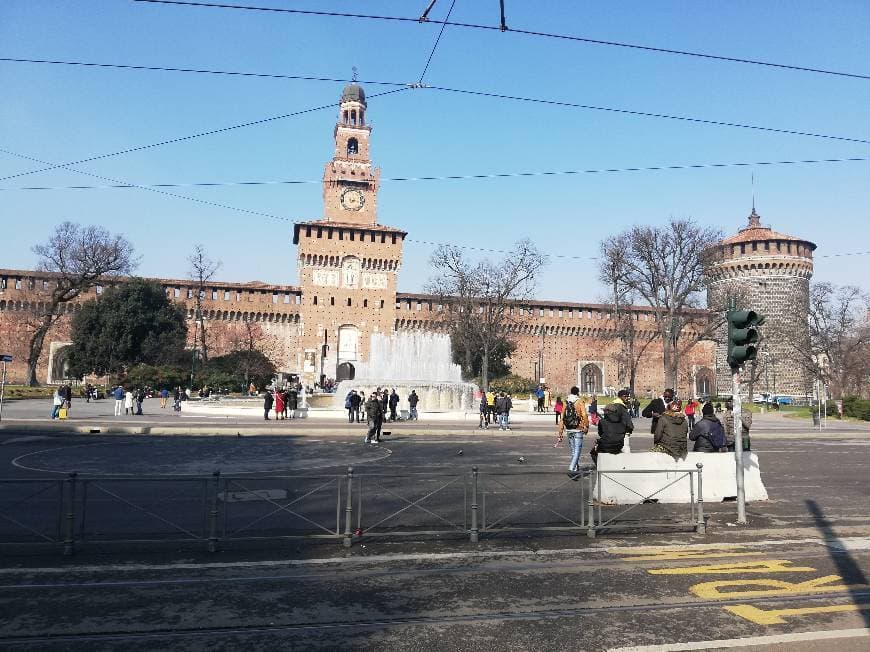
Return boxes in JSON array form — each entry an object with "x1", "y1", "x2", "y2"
[
  {"x1": 649, "y1": 559, "x2": 816, "y2": 575},
  {"x1": 724, "y1": 603, "x2": 870, "y2": 625},
  {"x1": 690, "y1": 574, "x2": 852, "y2": 599}
]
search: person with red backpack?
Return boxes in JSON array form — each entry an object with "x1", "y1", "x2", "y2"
[{"x1": 558, "y1": 386, "x2": 589, "y2": 478}]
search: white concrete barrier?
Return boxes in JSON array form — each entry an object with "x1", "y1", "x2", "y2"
[{"x1": 594, "y1": 451, "x2": 768, "y2": 504}]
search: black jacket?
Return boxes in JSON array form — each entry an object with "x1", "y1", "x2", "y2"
[
  {"x1": 263, "y1": 393, "x2": 274, "y2": 409},
  {"x1": 642, "y1": 397, "x2": 668, "y2": 434},
  {"x1": 689, "y1": 415, "x2": 724, "y2": 452},
  {"x1": 597, "y1": 401, "x2": 634, "y2": 451},
  {"x1": 408, "y1": 392, "x2": 419, "y2": 407}
]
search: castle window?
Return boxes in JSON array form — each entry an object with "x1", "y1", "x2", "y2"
[
  {"x1": 313, "y1": 296, "x2": 318, "y2": 305},
  {"x1": 0, "y1": 278, "x2": 6, "y2": 289},
  {"x1": 381, "y1": 233, "x2": 386, "y2": 243},
  {"x1": 338, "y1": 229, "x2": 344, "y2": 241},
  {"x1": 347, "y1": 138, "x2": 358, "y2": 155},
  {"x1": 380, "y1": 300, "x2": 385, "y2": 309},
  {"x1": 272, "y1": 294, "x2": 278, "y2": 304},
  {"x1": 43, "y1": 280, "x2": 49, "y2": 290},
  {"x1": 188, "y1": 289, "x2": 193, "y2": 299},
  {"x1": 752, "y1": 242, "x2": 758, "y2": 251},
  {"x1": 764, "y1": 242, "x2": 770, "y2": 251},
  {"x1": 391, "y1": 234, "x2": 397, "y2": 244},
  {"x1": 317, "y1": 228, "x2": 323, "y2": 238},
  {"x1": 396, "y1": 301, "x2": 401, "y2": 309},
  {"x1": 174, "y1": 288, "x2": 180, "y2": 298},
  {"x1": 212, "y1": 290, "x2": 218, "y2": 300},
  {"x1": 238, "y1": 292, "x2": 243, "y2": 301},
  {"x1": 224, "y1": 290, "x2": 230, "y2": 301},
  {"x1": 349, "y1": 230, "x2": 355, "y2": 241},
  {"x1": 363, "y1": 299, "x2": 368, "y2": 308},
  {"x1": 306, "y1": 226, "x2": 312, "y2": 237},
  {"x1": 350, "y1": 110, "x2": 356, "y2": 125},
  {"x1": 15, "y1": 279, "x2": 21, "y2": 290},
  {"x1": 347, "y1": 298, "x2": 352, "y2": 307},
  {"x1": 417, "y1": 302, "x2": 422, "y2": 311},
  {"x1": 328, "y1": 228, "x2": 333, "y2": 240},
  {"x1": 330, "y1": 297, "x2": 335, "y2": 306},
  {"x1": 539, "y1": 309, "x2": 544, "y2": 317}
]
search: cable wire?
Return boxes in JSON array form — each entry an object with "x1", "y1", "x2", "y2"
[
  {"x1": 0, "y1": 87, "x2": 409, "y2": 183},
  {"x1": 132, "y1": 0, "x2": 870, "y2": 80},
  {"x1": 2, "y1": 156, "x2": 867, "y2": 191},
  {"x1": 418, "y1": 0, "x2": 457, "y2": 84}
]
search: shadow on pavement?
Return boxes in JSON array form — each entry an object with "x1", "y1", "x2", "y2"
[{"x1": 806, "y1": 499, "x2": 870, "y2": 629}]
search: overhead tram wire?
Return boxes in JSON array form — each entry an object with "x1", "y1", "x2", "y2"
[
  {"x1": 133, "y1": 0, "x2": 870, "y2": 81},
  {"x1": 417, "y1": 0, "x2": 457, "y2": 84},
  {"x1": 2, "y1": 146, "x2": 866, "y2": 263},
  {"x1": 0, "y1": 87, "x2": 410, "y2": 184},
  {"x1": 3, "y1": 156, "x2": 868, "y2": 191},
  {"x1": 3, "y1": 58, "x2": 868, "y2": 151}
]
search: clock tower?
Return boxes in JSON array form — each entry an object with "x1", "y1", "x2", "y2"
[{"x1": 322, "y1": 82, "x2": 380, "y2": 225}]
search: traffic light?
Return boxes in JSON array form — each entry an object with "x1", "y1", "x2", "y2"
[{"x1": 727, "y1": 309, "x2": 764, "y2": 368}]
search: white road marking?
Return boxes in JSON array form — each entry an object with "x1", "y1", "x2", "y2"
[
  {"x1": 608, "y1": 627, "x2": 869, "y2": 651},
  {"x1": 0, "y1": 536, "x2": 860, "y2": 576}
]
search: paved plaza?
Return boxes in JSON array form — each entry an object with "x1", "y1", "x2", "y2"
[{"x1": 0, "y1": 399, "x2": 868, "y2": 650}]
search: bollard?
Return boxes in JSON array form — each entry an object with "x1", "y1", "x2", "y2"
[
  {"x1": 587, "y1": 471, "x2": 596, "y2": 538},
  {"x1": 63, "y1": 472, "x2": 77, "y2": 556},
  {"x1": 207, "y1": 471, "x2": 220, "y2": 553},
  {"x1": 343, "y1": 467, "x2": 354, "y2": 548},
  {"x1": 695, "y1": 463, "x2": 706, "y2": 534},
  {"x1": 470, "y1": 466, "x2": 479, "y2": 543}
]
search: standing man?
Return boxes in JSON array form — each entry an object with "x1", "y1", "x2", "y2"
[
  {"x1": 349, "y1": 390, "x2": 361, "y2": 423},
  {"x1": 558, "y1": 386, "x2": 589, "y2": 477},
  {"x1": 642, "y1": 388, "x2": 675, "y2": 434},
  {"x1": 263, "y1": 389, "x2": 273, "y2": 421},
  {"x1": 287, "y1": 385, "x2": 298, "y2": 419},
  {"x1": 135, "y1": 388, "x2": 145, "y2": 415},
  {"x1": 479, "y1": 392, "x2": 489, "y2": 429},
  {"x1": 159, "y1": 387, "x2": 169, "y2": 409},
  {"x1": 723, "y1": 398, "x2": 753, "y2": 451},
  {"x1": 684, "y1": 398, "x2": 697, "y2": 428},
  {"x1": 535, "y1": 386, "x2": 545, "y2": 413},
  {"x1": 113, "y1": 385, "x2": 124, "y2": 416},
  {"x1": 495, "y1": 392, "x2": 509, "y2": 430},
  {"x1": 365, "y1": 392, "x2": 384, "y2": 444},
  {"x1": 388, "y1": 388, "x2": 399, "y2": 421},
  {"x1": 408, "y1": 390, "x2": 419, "y2": 421},
  {"x1": 486, "y1": 389, "x2": 497, "y2": 423}
]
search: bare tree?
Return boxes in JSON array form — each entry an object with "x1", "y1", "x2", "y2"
[
  {"x1": 599, "y1": 218, "x2": 721, "y2": 390},
  {"x1": 426, "y1": 239, "x2": 547, "y2": 391},
  {"x1": 187, "y1": 245, "x2": 221, "y2": 365},
  {"x1": 25, "y1": 222, "x2": 136, "y2": 386},
  {"x1": 780, "y1": 283, "x2": 870, "y2": 400}
]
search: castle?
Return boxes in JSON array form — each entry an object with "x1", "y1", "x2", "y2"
[{"x1": 0, "y1": 84, "x2": 814, "y2": 399}]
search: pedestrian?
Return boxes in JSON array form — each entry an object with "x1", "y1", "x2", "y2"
[
  {"x1": 113, "y1": 385, "x2": 125, "y2": 416},
  {"x1": 358, "y1": 391, "x2": 366, "y2": 423},
  {"x1": 135, "y1": 388, "x2": 145, "y2": 415},
  {"x1": 282, "y1": 388, "x2": 290, "y2": 419},
  {"x1": 365, "y1": 391, "x2": 384, "y2": 444},
  {"x1": 173, "y1": 386, "x2": 182, "y2": 412},
  {"x1": 388, "y1": 388, "x2": 399, "y2": 421},
  {"x1": 535, "y1": 386, "x2": 545, "y2": 413},
  {"x1": 591, "y1": 389, "x2": 635, "y2": 465},
  {"x1": 408, "y1": 390, "x2": 419, "y2": 421},
  {"x1": 652, "y1": 400, "x2": 689, "y2": 460},
  {"x1": 558, "y1": 387, "x2": 589, "y2": 477},
  {"x1": 554, "y1": 396, "x2": 563, "y2": 425},
  {"x1": 689, "y1": 403, "x2": 727, "y2": 452},
  {"x1": 248, "y1": 382, "x2": 257, "y2": 397},
  {"x1": 344, "y1": 390, "x2": 354, "y2": 421},
  {"x1": 380, "y1": 389, "x2": 389, "y2": 419},
  {"x1": 723, "y1": 398, "x2": 753, "y2": 452},
  {"x1": 486, "y1": 389, "x2": 496, "y2": 423},
  {"x1": 263, "y1": 389, "x2": 273, "y2": 420},
  {"x1": 287, "y1": 386, "x2": 298, "y2": 419},
  {"x1": 478, "y1": 393, "x2": 489, "y2": 429},
  {"x1": 159, "y1": 387, "x2": 169, "y2": 409},
  {"x1": 51, "y1": 389, "x2": 63, "y2": 419},
  {"x1": 274, "y1": 389, "x2": 285, "y2": 420},
  {"x1": 495, "y1": 392, "x2": 511, "y2": 430},
  {"x1": 684, "y1": 398, "x2": 697, "y2": 428},
  {"x1": 642, "y1": 387, "x2": 675, "y2": 434},
  {"x1": 124, "y1": 389, "x2": 134, "y2": 416},
  {"x1": 348, "y1": 390, "x2": 361, "y2": 423}
]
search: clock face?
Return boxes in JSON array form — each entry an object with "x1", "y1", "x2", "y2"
[{"x1": 340, "y1": 188, "x2": 365, "y2": 211}]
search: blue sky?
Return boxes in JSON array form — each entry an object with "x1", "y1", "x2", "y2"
[{"x1": 1, "y1": 1, "x2": 868, "y2": 303}]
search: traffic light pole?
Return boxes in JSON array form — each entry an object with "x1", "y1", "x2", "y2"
[{"x1": 732, "y1": 367, "x2": 747, "y2": 524}]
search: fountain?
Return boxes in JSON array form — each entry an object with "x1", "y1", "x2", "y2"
[{"x1": 335, "y1": 332, "x2": 477, "y2": 413}]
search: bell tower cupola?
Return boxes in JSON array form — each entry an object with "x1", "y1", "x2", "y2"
[{"x1": 322, "y1": 80, "x2": 380, "y2": 225}]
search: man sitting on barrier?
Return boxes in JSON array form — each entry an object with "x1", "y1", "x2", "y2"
[
  {"x1": 590, "y1": 388, "x2": 634, "y2": 466},
  {"x1": 651, "y1": 400, "x2": 689, "y2": 460}
]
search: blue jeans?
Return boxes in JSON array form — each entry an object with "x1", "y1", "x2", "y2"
[
  {"x1": 409, "y1": 406, "x2": 417, "y2": 420},
  {"x1": 567, "y1": 431, "x2": 584, "y2": 471},
  {"x1": 498, "y1": 413, "x2": 509, "y2": 429}
]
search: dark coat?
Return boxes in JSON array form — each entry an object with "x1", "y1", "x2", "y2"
[
  {"x1": 597, "y1": 401, "x2": 634, "y2": 452},
  {"x1": 408, "y1": 392, "x2": 419, "y2": 407},
  {"x1": 689, "y1": 415, "x2": 724, "y2": 452},
  {"x1": 653, "y1": 412, "x2": 688, "y2": 460},
  {"x1": 263, "y1": 392, "x2": 274, "y2": 410},
  {"x1": 366, "y1": 396, "x2": 384, "y2": 420},
  {"x1": 642, "y1": 397, "x2": 668, "y2": 434}
]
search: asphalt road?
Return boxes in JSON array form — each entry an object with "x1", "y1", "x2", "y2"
[{"x1": 0, "y1": 403, "x2": 868, "y2": 650}]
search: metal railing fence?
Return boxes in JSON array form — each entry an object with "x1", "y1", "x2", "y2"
[{"x1": 0, "y1": 464, "x2": 705, "y2": 555}]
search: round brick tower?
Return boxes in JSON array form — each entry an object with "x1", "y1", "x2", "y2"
[{"x1": 707, "y1": 208, "x2": 816, "y2": 400}]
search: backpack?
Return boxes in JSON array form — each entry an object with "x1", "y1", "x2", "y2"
[
  {"x1": 563, "y1": 400, "x2": 580, "y2": 429},
  {"x1": 708, "y1": 421, "x2": 727, "y2": 450}
]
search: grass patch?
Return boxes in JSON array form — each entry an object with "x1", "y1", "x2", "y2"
[{"x1": 0, "y1": 385, "x2": 56, "y2": 400}]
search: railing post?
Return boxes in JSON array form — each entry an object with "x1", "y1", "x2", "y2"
[
  {"x1": 63, "y1": 472, "x2": 77, "y2": 556},
  {"x1": 207, "y1": 471, "x2": 221, "y2": 553},
  {"x1": 587, "y1": 471, "x2": 596, "y2": 538},
  {"x1": 470, "y1": 466, "x2": 479, "y2": 543},
  {"x1": 695, "y1": 463, "x2": 706, "y2": 534},
  {"x1": 343, "y1": 467, "x2": 354, "y2": 548}
]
